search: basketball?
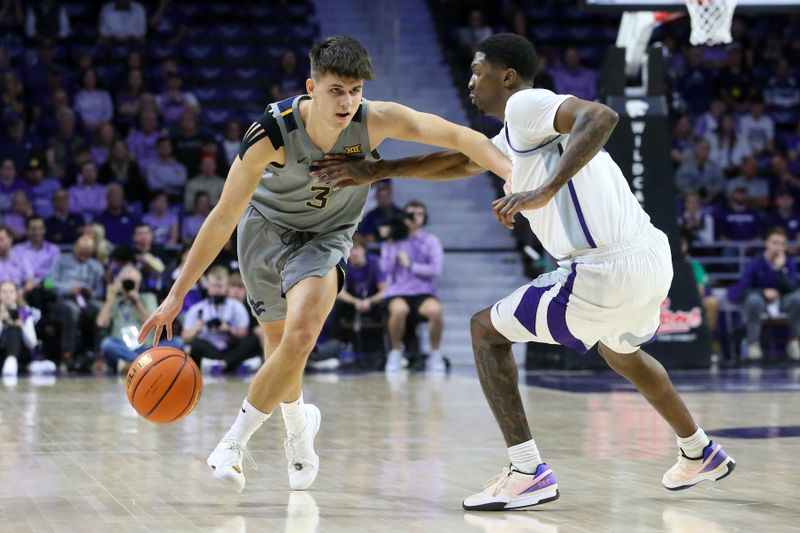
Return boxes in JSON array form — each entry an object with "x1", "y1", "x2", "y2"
[{"x1": 125, "y1": 346, "x2": 202, "y2": 424}]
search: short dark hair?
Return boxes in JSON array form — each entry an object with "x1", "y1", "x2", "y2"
[
  {"x1": 766, "y1": 226, "x2": 788, "y2": 240},
  {"x1": 476, "y1": 33, "x2": 538, "y2": 85},
  {"x1": 27, "y1": 215, "x2": 45, "y2": 227},
  {"x1": 309, "y1": 36, "x2": 374, "y2": 81}
]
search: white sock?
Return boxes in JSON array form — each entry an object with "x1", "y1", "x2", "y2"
[
  {"x1": 388, "y1": 348, "x2": 402, "y2": 358},
  {"x1": 677, "y1": 427, "x2": 710, "y2": 459},
  {"x1": 429, "y1": 349, "x2": 442, "y2": 360},
  {"x1": 280, "y1": 392, "x2": 307, "y2": 435},
  {"x1": 222, "y1": 398, "x2": 271, "y2": 447},
  {"x1": 509, "y1": 439, "x2": 542, "y2": 474}
]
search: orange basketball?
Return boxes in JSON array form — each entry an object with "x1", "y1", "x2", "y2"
[{"x1": 125, "y1": 346, "x2": 202, "y2": 424}]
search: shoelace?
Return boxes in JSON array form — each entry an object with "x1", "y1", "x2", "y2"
[
  {"x1": 284, "y1": 433, "x2": 308, "y2": 469},
  {"x1": 484, "y1": 466, "x2": 514, "y2": 497},
  {"x1": 221, "y1": 440, "x2": 258, "y2": 471}
]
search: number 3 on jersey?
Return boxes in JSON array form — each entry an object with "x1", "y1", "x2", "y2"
[{"x1": 306, "y1": 185, "x2": 331, "y2": 209}]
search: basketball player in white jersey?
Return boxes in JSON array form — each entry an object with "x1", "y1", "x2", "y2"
[{"x1": 313, "y1": 33, "x2": 735, "y2": 510}]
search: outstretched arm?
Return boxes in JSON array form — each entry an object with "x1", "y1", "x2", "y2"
[{"x1": 492, "y1": 97, "x2": 618, "y2": 228}]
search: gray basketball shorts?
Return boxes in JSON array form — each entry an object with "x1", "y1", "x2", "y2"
[{"x1": 237, "y1": 206, "x2": 352, "y2": 322}]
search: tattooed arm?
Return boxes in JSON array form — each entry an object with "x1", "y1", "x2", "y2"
[{"x1": 491, "y1": 97, "x2": 619, "y2": 228}]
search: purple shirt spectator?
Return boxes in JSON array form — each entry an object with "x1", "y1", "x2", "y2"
[
  {"x1": 181, "y1": 214, "x2": 204, "y2": 242},
  {"x1": 12, "y1": 240, "x2": 60, "y2": 280},
  {"x1": 715, "y1": 203, "x2": 764, "y2": 241},
  {"x1": 766, "y1": 211, "x2": 800, "y2": 240},
  {"x1": 96, "y1": 209, "x2": 140, "y2": 246},
  {"x1": 2, "y1": 214, "x2": 26, "y2": 237},
  {"x1": 346, "y1": 254, "x2": 385, "y2": 298},
  {"x1": 126, "y1": 110, "x2": 162, "y2": 170},
  {"x1": 0, "y1": 166, "x2": 30, "y2": 213},
  {"x1": 27, "y1": 176, "x2": 60, "y2": 218},
  {"x1": 381, "y1": 230, "x2": 443, "y2": 298},
  {"x1": 68, "y1": 183, "x2": 107, "y2": 221},
  {"x1": 142, "y1": 212, "x2": 178, "y2": 246},
  {"x1": 552, "y1": 48, "x2": 595, "y2": 101},
  {"x1": 0, "y1": 249, "x2": 34, "y2": 287},
  {"x1": 728, "y1": 255, "x2": 799, "y2": 303},
  {"x1": 678, "y1": 48, "x2": 715, "y2": 115},
  {"x1": 74, "y1": 69, "x2": 113, "y2": 130}
]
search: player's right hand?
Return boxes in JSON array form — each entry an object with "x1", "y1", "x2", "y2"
[
  {"x1": 311, "y1": 154, "x2": 383, "y2": 189},
  {"x1": 138, "y1": 292, "x2": 183, "y2": 346}
]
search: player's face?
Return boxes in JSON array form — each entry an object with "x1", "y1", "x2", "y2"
[
  {"x1": 468, "y1": 52, "x2": 504, "y2": 117},
  {"x1": 308, "y1": 75, "x2": 363, "y2": 130}
]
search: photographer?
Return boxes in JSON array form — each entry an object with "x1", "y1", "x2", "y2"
[
  {"x1": 1, "y1": 280, "x2": 38, "y2": 377},
  {"x1": 181, "y1": 266, "x2": 250, "y2": 372},
  {"x1": 51, "y1": 235, "x2": 104, "y2": 369},
  {"x1": 96, "y1": 265, "x2": 174, "y2": 374},
  {"x1": 379, "y1": 200, "x2": 446, "y2": 372}
]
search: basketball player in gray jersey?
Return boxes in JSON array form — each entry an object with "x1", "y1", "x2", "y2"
[{"x1": 139, "y1": 36, "x2": 511, "y2": 494}]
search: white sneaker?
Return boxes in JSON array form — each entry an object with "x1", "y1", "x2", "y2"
[
  {"x1": 385, "y1": 350, "x2": 407, "y2": 372},
  {"x1": 284, "y1": 404, "x2": 321, "y2": 490},
  {"x1": 746, "y1": 343, "x2": 763, "y2": 360},
  {"x1": 240, "y1": 356, "x2": 263, "y2": 373},
  {"x1": 207, "y1": 440, "x2": 256, "y2": 494},
  {"x1": 2, "y1": 356, "x2": 18, "y2": 376},
  {"x1": 426, "y1": 354, "x2": 447, "y2": 373},
  {"x1": 201, "y1": 358, "x2": 224, "y2": 375},
  {"x1": 787, "y1": 339, "x2": 800, "y2": 361}
]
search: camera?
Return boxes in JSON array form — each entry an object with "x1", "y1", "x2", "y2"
[
  {"x1": 121, "y1": 279, "x2": 136, "y2": 292},
  {"x1": 7, "y1": 308, "x2": 19, "y2": 321},
  {"x1": 206, "y1": 318, "x2": 222, "y2": 329},
  {"x1": 377, "y1": 212, "x2": 410, "y2": 242}
]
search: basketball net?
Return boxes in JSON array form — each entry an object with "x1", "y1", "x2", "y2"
[{"x1": 685, "y1": 0, "x2": 737, "y2": 46}]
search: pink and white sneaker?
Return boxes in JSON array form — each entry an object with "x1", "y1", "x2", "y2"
[{"x1": 463, "y1": 464, "x2": 559, "y2": 511}]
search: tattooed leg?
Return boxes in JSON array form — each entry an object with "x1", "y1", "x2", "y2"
[{"x1": 470, "y1": 307, "x2": 532, "y2": 447}]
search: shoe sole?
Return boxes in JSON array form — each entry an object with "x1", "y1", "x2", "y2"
[
  {"x1": 289, "y1": 405, "x2": 321, "y2": 491},
  {"x1": 208, "y1": 464, "x2": 245, "y2": 494},
  {"x1": 462, "y1": 488, "x2": 560, "y2": 511},
  {"x1": 663, "y1": 457, "x2": 736, "y2": 491}
]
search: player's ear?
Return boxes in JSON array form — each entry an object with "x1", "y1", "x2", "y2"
[
  {"x1": 503, "y1": 68, "x2": 517, "y2": 89},
  {"x1": 306, "y1": 78, "x2": 314, "y2": 96}
]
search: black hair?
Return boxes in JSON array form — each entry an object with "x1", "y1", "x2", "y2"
[
  {"x1": 476, "y1": 33, "x2": 538, "y2": 86},
  {"x1": 309, "y1": 36, "x2": 374, "y2": 81},
  {"x1": 766, "y1": 226, "x2": 788, "y2": 240}
]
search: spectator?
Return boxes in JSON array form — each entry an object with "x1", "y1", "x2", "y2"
[
  {"x1": 172, "y1": 111, "x2": 204, "y2": 176},
  {"x1": 358, "y1": 182, "x2": 403, "y2": 243},
  {"x1": 458, "y1": 10, "x2": 493, "y2": 56},
  {"x1": 680, "y1": 231, "x2": 719, "y2": 346},
  {"x1": 98, "y1": 0, "x2": 147, "y2": 44},
  {"x1": 715, "y1": 186, "x2": 764, "y2": 242},
  {"x1": 764, "y1": 58, "x2": 800, "y2": 130},
  {"x1": 0, "y1": 225, "x2": 34, "y2": 288},
  {"x1": 270, "y1": 50, "x2": 307, "y2": 102},
  {"x1": 95, "y1": 183, "x2": 140, "y2": 245},
  {"x1": 674, "y1": 140, "x2": 725, "y2": 203},
  {"x1": 126, "y1": 109, "x2": 163, "y2": 171},
  {"x1": 74, "y1": 69, "x2": 114, "y2": 132},
  {"x1": 0, "y1": 116, "x2": 40, "y2": 172},
  {"x1": 164, "y1": 243, "x2": 203, "y2": 312},
  {"x1": 705, "y1": 114, "x2": 750, "y2": 175},
  {"x1": 68, "y1": 161, "x2": 107, "y2": 221},
  {"x1": 23, "y1": 155, "x2": 59, "y2": 218},
  {"x1": 156, "y1": 71, "x2": 199, "y2": 126},
  {"x1": 148, "y1": 0, "x2": 188, "y2": 47},
  {"x1": 45, "y1": 188, "x2": 83, "y2": 244},
  {"x1": 115, "y1": 68, "x2": 146, "y2": 131},
  {"x1": 89, "y1": 122, "x2": 115, "y2": 167},
  {"x1": 0, "y1": 280, "x2": 38, "y2": 377},
  {"x1": 679, "y1": 192, "x2": 714, "y2": 243},
  {"x1": 181, "y1": 266, "x2": 250, "y2": 373},
  {"x1": 220, "y1": 272, "x2": 263, "y2": 373},
  {"x1": 770, "y1": 154, "x2": 800, "y2": 200},
  {"x1": 728, "y1": 226, "x2": 800, "y2": 361},
  {"x1": 671, "y1": 115, "x2": 696, "y2": 166},
  {"x1": 181, "y1": 190, "x2": 209, "y2": 243},
  {"x1": 96, "y1": 264, "x2": 175, "y2": 374},
  {"x1": 381, "y1": 200, "x2": 445, "y2": 372},
  {"x1": 98, "y1": 138, "x2": 147, "y2": 205},
  {"x1": 35, "y1": 87, "x2": 70, "y2": 141},
  {"x1": 183, "y1": 155, "x2": 224, "y2": 211},
  {"x1": 678, "y1": 47, "x2": 715, "y2": 115},
  {"x1": 142, "y1": 191, "x2": 177, "y2": 246},
  {"x1": 0, "y1": 158, "x2": 27, "y2": 213},
  {"x1": 144, "y1": 136, "x2": 186, "y2": 201},
  {"x1": 739, "y1": 99, "x2": 775, "y2": 159},
  {"x1": 326, "y1": 234, "x2": 386, "y2": 346},
  {"x1": 533, "y1": 55, "x2": 554, "y2": 92},
  {"x1": 82, "y1": 223, "x2": 113, "y2": 266},
  {"x1": 23, "y1": 0, "x2": 70, "y2": 45},
  {"x1": 3, "y1": 190, "x2": 33, "y2": 239},
  {"x1": 726, "y1": 156, "x2": 770, "y2": 209},
  {"x1": 552, "y1": 47, "x2": 596, "y2": 101},
  {"x1": 715, "y1": 46, "x2": 757, "y2": 113},
  {"x1": 131, "y1": 222, "x2": 166, "y2": 292},
  {"x1": 12, "y1": 215, "x2": 59, "y2": 288},
  {"x1": 220, "y1": 120, "x2": 241, "y2": 167},
  {"x1": 1, "y1": 71, "x2": 25, "y2": 119},
  {"x1": 51, "y1": 235, "x2": 104, "y2": 369},
  {"x1": 693, "y1": 98, "x2": 726, "y2": 139},
  {"x1": 46, "y1": 107, "x2": 87, "y2": 180},
  {"x1": 766, "y1": 189, "x2": 800, "y2": 241},
  {"x1": 785, "y1": 117, "x2": 800, "y2": 176}
]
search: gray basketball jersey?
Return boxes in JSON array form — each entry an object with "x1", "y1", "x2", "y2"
[{"x1": 249, "y1": 95, "x2": 379, "y2": 232}]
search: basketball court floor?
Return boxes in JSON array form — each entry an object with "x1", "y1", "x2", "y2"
[{"x1": 1, "y1": 368, "x2": 798, "y2": 532}]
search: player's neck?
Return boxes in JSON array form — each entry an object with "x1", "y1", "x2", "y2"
[
  {"x1": 300, "y1": 99, "x2": 341, "y2": 153},
  {"x1": 496, "y1": 87, "x2": 528, "y2": 122}
]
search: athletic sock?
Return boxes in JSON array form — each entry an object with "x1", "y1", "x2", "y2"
[
  {"x1": 281, "y1": 392, "x2": 307, "y2": 435},
  {"x1": 223, "y1": 398, "x2": 271, "y2": 447},
  {"x1": 677, "y1": 427, "x2": 710, "y2": 460},
  {"x1": 429, "y1": 349, "x2": 442, "y2": 360},
  {"x1": 508, "y1": 439, "x2": 542, "y2": 474}
]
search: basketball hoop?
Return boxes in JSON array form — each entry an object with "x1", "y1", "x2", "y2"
[{"x1": 685, "y1": 0, "x2": 737, "y2": 46}]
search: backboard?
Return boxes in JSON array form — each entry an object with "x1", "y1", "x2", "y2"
[{"x1": 581, "y1": 0, "x2": 800, "y2": 11}]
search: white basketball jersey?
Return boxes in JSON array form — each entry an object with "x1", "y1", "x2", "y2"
[{"x1": 493, "y1": 89, "x2": 652, "y2": 261}]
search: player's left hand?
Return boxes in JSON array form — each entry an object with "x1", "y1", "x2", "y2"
[
  {"x1": 311, "y1": 155, "x2": 383, "y2": 189},
  {"x1": 491, "y1": 189, "x2": 553, "y2": 229}
]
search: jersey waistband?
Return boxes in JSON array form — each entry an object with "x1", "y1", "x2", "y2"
[{"x1": 567, "y1": 226, "x2": 667, "y2": 264}]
